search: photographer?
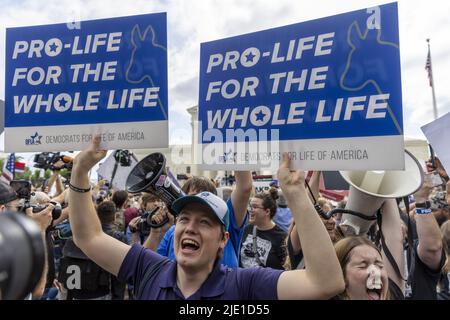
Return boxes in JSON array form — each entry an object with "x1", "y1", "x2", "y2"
[
  {"x1": 0, "y1": 181, "x2": 20, "y2": 212},
  {"x1": 127, "y1": 193, "x2": 173, "y2": 245},
  {"x1": 46, "y1": 164, "x2": 65, "y2": 198},
  {"x1": 0, "y1": 181, "x2": 54, "y2": 299},
  {"x1": 112, "y1": 190, "x2": 129, "y2": 234},
  {"x1": 34, "y1": 153, "x2": 73, "y2": 197},
  {"x1": 26, "y1": 204, "x2": 54, "y2": 299},
  {"x1": 27, "y1": 191, "x2": 67, "y2": 298},
  {"x1": 68, "y1": 136, "x2": 344, "y2": 300}
]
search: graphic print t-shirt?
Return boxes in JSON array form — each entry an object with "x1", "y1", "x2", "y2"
[{"x1": 240, "y1": 224, "x2": 287, "y2": 270}]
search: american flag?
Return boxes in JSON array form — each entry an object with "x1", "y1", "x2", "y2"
[
  {"x1": 1, "y1": 153, "x2": 15, "y2": 182},
  {"x1": 425, "y1": 49, "x2": 433, "y2": 87},
  {"x1": 14, "y1": 161, "x2": 25, "y2": 173}
]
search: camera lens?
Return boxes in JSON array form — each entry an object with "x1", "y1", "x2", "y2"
[
  {"x1": 0, "y1": 212, "x2": 45, "y2": 299},
  {"x1": 50, "y1": 202, "x2": 62, "y2": 220}
]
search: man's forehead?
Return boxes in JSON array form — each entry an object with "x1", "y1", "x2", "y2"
[
  {"x1": 180, "y1": 203, "x2": 211, "y2": 215},
  {"x1": 180, "y1": 204, "x2": 220, "y2": 222}
]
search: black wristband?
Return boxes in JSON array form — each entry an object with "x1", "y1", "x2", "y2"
[
  {"x1": 415, "y1": 201, "x2": 431, "y2": 209},
  {"x1": 68, "y1": 182, "x2": 91, "y2": 193}
]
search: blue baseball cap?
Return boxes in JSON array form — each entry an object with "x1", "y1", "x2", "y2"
[{"x1": 172, "y1": 191, "x2": 229, "y2": 229}]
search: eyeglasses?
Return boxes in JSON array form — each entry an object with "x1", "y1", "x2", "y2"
[{"x1": 248, "y1": 204, "x2": 265, "y2": 211}]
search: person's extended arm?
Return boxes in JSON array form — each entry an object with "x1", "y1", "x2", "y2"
[
  {"x1": 51, "y1": 188, "x2": 69, "y2": 206},
  {"x1": 53, "y1": 171, "x2": 64, "y2": 197},
  {"x1": 414, "y1": 174, "x2": 443, "y2": 270},
  {"x1": 307, "y1": 171, "x2": 321, "y2": 203},
  {"x1": 380, "y1": 199, "x2": 405, "y2": 292},
  {"x1": 142, "y1": 206, "x2": 174, "y2": 251},
  {"x1": 69, "y1": 135, "x2": 130, "y2": 276},
  {"x1": 143, "y1": 229, "x2": 167, "y2": 251},
  {"x1": 46, "y1": 171, "x2": 58, "y2": 195},
  {"x1": 231, "y1": 171, "x2": 253, "y2": 227},
  {"x1": 289, "y1": 221, "x2": 301, "y2": 255},
  {"x1": 276, "y1": 153, "x2": 345, "y2": 299},
  {"x1": 28, "y1": 206, "x2": 53, "y2": 299}
]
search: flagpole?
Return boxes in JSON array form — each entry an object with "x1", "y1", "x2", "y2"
[
  {"x1": 426, "y1": 39, "x2": 438, "y2": 168},
  {"x1": 426, "y1": 39, "x2": 438, "y2": 120}
]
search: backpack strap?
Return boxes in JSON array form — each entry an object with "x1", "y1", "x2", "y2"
[{"x1": 134, "y1": 258, "x2": 170, "y2": 299}]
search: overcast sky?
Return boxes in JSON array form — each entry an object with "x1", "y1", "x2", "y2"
[{"x1": 1, "y1": 0, "x2": 449, "y2": 161}]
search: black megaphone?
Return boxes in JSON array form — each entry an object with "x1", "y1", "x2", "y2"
[{"x1": 125, "y1": 153, "x2": 185, "y2": 216}]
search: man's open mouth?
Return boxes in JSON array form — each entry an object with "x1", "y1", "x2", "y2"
[{"x1": 181, "y1": 239, "x2": 200, "y2": 251}]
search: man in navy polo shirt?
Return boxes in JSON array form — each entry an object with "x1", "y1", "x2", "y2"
[
  {"x1": 143, "y1": 172, "x2": 252, "y2": 269},
  {"x1": 154, "y1": 176, "x2": 250, "y2": 269},
  {"x1": 68, "y1": 136, "x2": 345, "y2": 300}
]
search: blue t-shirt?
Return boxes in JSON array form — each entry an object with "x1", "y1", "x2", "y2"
[
  {"x1": 157, "y1": 198, "x2": 246, "y2": 269},
  {"x1": 272, "y1": 207, "x2": 292, "y2": 233},
  {"x1": 118, "y1": 244, "x2": 282, "y2": 300}
]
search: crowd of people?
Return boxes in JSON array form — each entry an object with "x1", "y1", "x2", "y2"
[{"x1": 1, "y1": 135, "x2": 449, "y2": 300}]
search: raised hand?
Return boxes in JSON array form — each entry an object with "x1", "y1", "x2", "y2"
[
  {"x1": 277, "y1": 152, "x2": 305, "y2": 199},
  {"x1": 73, "y1": 135, "x2": 107, "y2": 173}
]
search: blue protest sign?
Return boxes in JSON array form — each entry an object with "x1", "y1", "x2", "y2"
[
  {"x1": 198, "y1": 2, "x2": 404, "y2": 170},
  {"x1": 5, "y1": 12, "x2": 168, "y2": 152}
]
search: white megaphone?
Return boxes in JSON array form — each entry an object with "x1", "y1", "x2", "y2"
[{"x1": 337, "y1": 150, "x2": 424, "y2": 236}]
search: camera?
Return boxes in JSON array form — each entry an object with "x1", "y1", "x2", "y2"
[
  {"x1": 0, "y1": 212, "x2": 46, "y2": 299},
  {"x1": 32, "y1": 201, "x2": 62, "y2": 221},
  {"x1": 114, "y1": 150, "x2": 132, "y2": 167},
  {"x1": 9, "y1": 180, "x2": 62, "y2": 220},
  {"x1": 33, "y1": 152, "x2": 73, "y2": 171},
  {"x1": 130, "y1": 206, "x2": 168, "y2": 236},
  {"x1": 10, "y1": 180, "x2": 32, "y2": 200}
]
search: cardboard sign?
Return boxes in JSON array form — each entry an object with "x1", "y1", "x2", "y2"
[
  {"x1": 421, "y1": 111, "x2": 450, "y2": 176},
  {"x1": 198, "y1": 3, "x2": 404, "y2": 170},
  {"x1": 5, "y1": 13, "x2": 168, "y2": 152},
  {"x1": 97, "y1": 150, "x2": 139, "y2": 191},
  {"x1": 253, "y1": 179, "x2": 276, "y2": 193}
]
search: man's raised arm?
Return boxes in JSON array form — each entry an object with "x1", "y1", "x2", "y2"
[
  {"x1": 69, "y1": 135, "x2": 130, "y2": 276},
  {"x1": 231, "y1": 171, "x2": 253, "y2": 227},
  {"x1": 276, "y1": 153, "x2": 345, "y2": 299}
]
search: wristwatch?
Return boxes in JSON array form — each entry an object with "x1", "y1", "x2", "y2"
[{"x1": 415, "y1": 201, "x2": 431, "y2": 209}]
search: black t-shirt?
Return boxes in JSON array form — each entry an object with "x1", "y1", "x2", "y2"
[
  {"x1": 287, "y1": 235, "x2": 304, "y2": 270},
  {"x1": 239, "y1": 224, "x2": 287, "y2": 270},
  {"x1": 406, "y1": 240, "x2": 445, "y2": 300}
]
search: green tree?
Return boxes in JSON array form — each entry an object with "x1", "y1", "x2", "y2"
[
  {"x1": 59, "y1": 168, "x2": 69, "y2": 179},
  {"x1": 31, "y1": 169, "x2": 42, "y2": 187},
  {"x1": 15, "y1": 167, "x2": 32, "y2": 180},
  {"x1": 44, "y1": 169, "x2": 52, "y2": 180}
]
